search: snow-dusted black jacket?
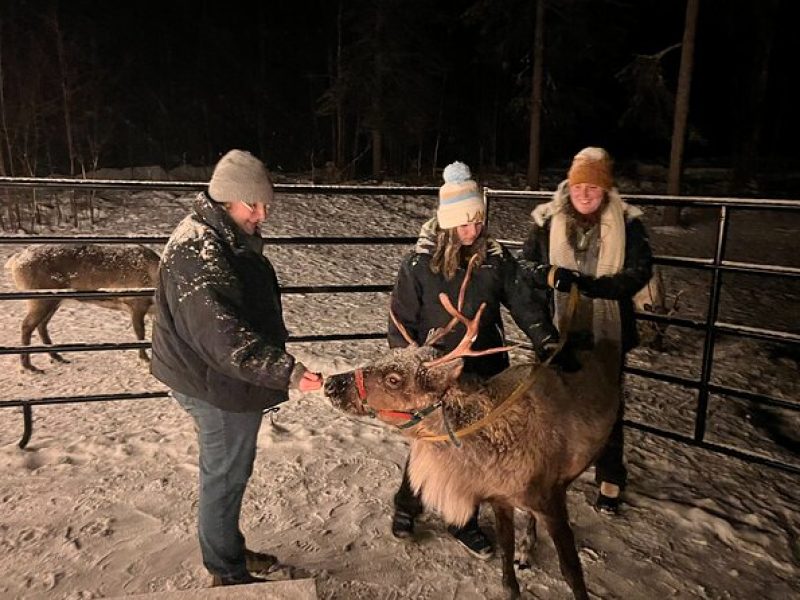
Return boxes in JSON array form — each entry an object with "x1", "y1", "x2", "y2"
[
  {"x1": 389, "y1": 219, "x2": 558, "y2": 378},
  {"x1": 151, "y1": 192, "x2": 294, "y2": 412},
  {"x1": 521, "y1": 203, "x2": 652, "y2": 354}
]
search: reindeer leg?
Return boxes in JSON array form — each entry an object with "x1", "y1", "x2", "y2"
[
  {"x1": 540, "y1": 491, "x2": 589, "y2": 600},
  {"x1": 130, "y1": 305, "x2": 149, "y2": 362},
  {"x1": 20, "y1": 299, "x2": 60, "y2": 372},
  {"x1": 515, "y1": 511, "x2": 537, "y2": 570},
  {"x1": 490, "y1": 501, "x2": 520, "y2": 600},
  {"x1": 36, "y1": 301, "x2": 69, "y2": 364}
]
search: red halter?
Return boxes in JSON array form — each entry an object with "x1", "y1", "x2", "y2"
[{"x1": 353, "y1": 368, "x2": 427, "y2": 424}]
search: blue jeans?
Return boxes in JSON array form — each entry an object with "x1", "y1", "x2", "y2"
[{"x1": 173, "y1": 391, "x2": 263, "y2": 579}]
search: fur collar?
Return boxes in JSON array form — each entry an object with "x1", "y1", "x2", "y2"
[{"x1": 531, "y1": 180, "x2": 642, "y2": 228}]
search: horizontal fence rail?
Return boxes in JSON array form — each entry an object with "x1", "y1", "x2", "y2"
[{"x1": 1, "y1": 176, "x2": 798, "y2": 476}]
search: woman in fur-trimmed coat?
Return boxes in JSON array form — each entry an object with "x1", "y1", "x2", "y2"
[{"x1": 521, "y1": 147, "x2": 653, "y2": 515}]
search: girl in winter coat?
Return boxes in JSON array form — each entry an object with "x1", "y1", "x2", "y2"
[
  {"x1": 388, "y1": 161, "x2": 562, "y2": 558},
  {"x1": 521, "y1": 146, "x2": 653, "y2": 514}
]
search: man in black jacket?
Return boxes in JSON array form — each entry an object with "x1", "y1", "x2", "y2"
[{"x1": 151, "y1": 149, "x2": 322, "y2": 586}]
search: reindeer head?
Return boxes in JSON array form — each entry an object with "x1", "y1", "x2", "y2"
[
  {"x1": 323, "y1": 345, "x2": 465, "y2": 426},
  {"x1": 324, "y1": 255, "x2": 515, "y2": 430}
]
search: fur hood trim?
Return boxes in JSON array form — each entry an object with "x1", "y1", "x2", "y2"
[{"x1": 531, "y1": 180, "x2": 642, "y2": 227}]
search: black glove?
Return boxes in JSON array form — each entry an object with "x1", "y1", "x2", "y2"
[
  {"x1": 530, "y1": 264, "x2": 551, "y2": 288},
  {"x1": 531, "y1": 264, "x2": 583, "y2": 293},
  {"x1": 539, "y1": 341, "x2": 582, "y2": 373},
  {"x1": 549, "y1": 267, "x2": 583, "y2": 293}
]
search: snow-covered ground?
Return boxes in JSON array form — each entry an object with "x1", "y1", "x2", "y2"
[{"x1": 0, "y1": 182, "x2": 798, "y2": 599}]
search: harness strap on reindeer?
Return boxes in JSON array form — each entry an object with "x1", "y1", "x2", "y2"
[{"x1": 358, "y1": 256, "x2": 581, "y2": 446}]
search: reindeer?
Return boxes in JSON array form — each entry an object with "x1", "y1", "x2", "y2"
[
  {"x1": 5, "y1": 243, "x2": 160, "y2": 372},
  {"x1": 633, "y1": 265, "x2": 683, "y2": 351},
  {"x1": 324, "y1": 257, "x2": 621, "y2": 600}
]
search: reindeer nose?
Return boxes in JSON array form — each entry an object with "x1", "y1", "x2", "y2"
[{"x1": 324, "y1": 372, "x2": 355, "y2": 398}]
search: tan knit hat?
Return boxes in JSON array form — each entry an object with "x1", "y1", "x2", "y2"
[
  {"x1": 208, "y1": 150, "x2": 274, "y2": 205},
  {"x1": 567, "y1": 146, "x2": 614, "y2": 190},
  {"x1": 437, "y1": 161, "x2": 485, "y2": 229}
]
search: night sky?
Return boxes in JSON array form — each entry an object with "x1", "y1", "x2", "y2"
[{"x1": 1, "y1": 0, "x2": 799, "y2": 191}]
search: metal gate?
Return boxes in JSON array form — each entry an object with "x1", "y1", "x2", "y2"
[{"x1": 1, "y1": 176, "x2": 798, "y2": 475}]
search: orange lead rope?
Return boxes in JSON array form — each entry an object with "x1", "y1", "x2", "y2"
[
  {"x1": 417, "y1": 280, "x2": 580, "y2": 444},
  {"x1": 543, "y1": 272, "x2": 580, "y2": 365}
]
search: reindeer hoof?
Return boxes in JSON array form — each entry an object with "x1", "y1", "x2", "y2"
[
  {"x1": 514, "y1": 558, "x2": 531, "y2": 571},
  {"x1": 50, "y1": 354, "x2": 70, "y2": 364},
  {"x1": 21, "y1": 364, "x2": 45, "y2": 374},
  {"x1": 503, "y1": 583, "x2": 521, "y2": 600}
]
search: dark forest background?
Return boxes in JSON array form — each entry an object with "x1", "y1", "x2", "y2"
[{"x1": 0, "y1": 0, "x2": 798, "y2": 195}]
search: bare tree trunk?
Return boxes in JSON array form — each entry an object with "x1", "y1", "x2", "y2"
[
  {"x1": 370, "y1": 2, "x2": 385, "y2": 180},
  {"x1": 416, "y1": 137, "x2": 423, "y2": 177},
  {"x1": 431, "y1": 73, "x2": 446, "y2": 178},
  {"x1": 256, "y1": 2, "x2": 268, "y2": 160},
  {"x1": 371, "y1": 128, "x2": 383, "y2": 180},
  {"x1": 52, "y1": 6, "x2": 76, "y2": 176},
  {"x1": 487, "y1": 70, "x2": 499, "y2": 171},
  {"x1": 0, "y1": 19, "x2": 11, "y2": 176},
  {"x1": 664, "y1": 0, "x2": 699, "y2": 226},
  {"x1": 335, "y1": 0, "x2": 345, "y2": 169},
  {"x1": 732, "y1": 0, "x2": 779, "y2": 194},
  {"x1": 526, "y1": 0, "x2": 545, "y2": 190}
]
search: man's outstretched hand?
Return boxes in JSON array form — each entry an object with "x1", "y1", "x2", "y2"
[
  {"x1": 290, "y1": 362, "x2": 324, "y2": 392},
  {"x1": 298, "y1": 371, "x2": 323, "y2": 392}
]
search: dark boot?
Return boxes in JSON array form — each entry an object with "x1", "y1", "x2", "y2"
[
  {"x1": 594, "y1": 482, "x2": 621, "y2": 515},
  {"x1": 447, "y1": 511, "x2": 494, "y2": 560},
  {"x1": 392, "y1": 457, "x2": 423, "y2": 539},
  {"x1": 245, "y1": 548, "x2": 279, "y2": 573},
  {"x1": 210, "y1": 571, "x2": 266, "y2": 587}
]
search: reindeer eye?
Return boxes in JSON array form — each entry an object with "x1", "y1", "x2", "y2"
[{"x1": 385, "y1": 373, "x2": 403, "y2": 389}]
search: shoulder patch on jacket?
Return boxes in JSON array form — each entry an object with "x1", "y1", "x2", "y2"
[{"x1": 415, "y1": 217, "x2": 438, "y2": 254}]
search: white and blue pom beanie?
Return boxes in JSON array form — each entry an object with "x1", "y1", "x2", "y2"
[{"x1": 437, "y1": 161, "x2": 485, "y2": 229}]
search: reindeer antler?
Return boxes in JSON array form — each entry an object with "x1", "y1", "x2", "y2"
[
  {"x1": 423, "y1": 287, "x2": 519, "y2": 369},
  {"x1": 425, "y1": 253, "x2": 480, "y2": 347},
  {"x1": 388, "y1": 305, "x2": 417, "y2": 347},
  {"x1": 388, "y1": 254, "x2": 483, "y2": 347},
  {"x1": 668, "y1": 289, "x2": 685, "y2": 315}
]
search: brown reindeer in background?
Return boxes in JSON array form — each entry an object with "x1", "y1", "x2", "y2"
[
  {"x1": 5, "y1": 244, "x2": 160, "y2": 372},
  {"x1": 324, "y1": 260, "x2": 621, "y2": 600}
]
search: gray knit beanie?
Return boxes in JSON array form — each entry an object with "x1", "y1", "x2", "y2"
[{"x1": 208, "y1": 150, "x2": 273, "y2": 205}]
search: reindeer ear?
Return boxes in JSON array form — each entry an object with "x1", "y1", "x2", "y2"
[{"x1": 425, "y1": 358, "x2": 463, "y2": 390}]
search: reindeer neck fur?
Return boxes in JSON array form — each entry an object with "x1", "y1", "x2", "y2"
[
  {"x1": 406, "y1": 351, "x2": 622, "y2": 528},
  {"x1": 405, "y1": 366, "x2": 545, "y2": 527}
]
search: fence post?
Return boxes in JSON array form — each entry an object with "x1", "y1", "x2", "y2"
[{"x1": 694, "y1": 205, "x2": 729, "y2": 443}]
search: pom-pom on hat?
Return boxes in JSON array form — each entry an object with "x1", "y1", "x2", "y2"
[
  {"x1": 567, "y1": 146, "x2": 614, "y2": 191},
  {"x1": 437, "y1": 161, "x2": 485, "y2": 229},
  {"x1": 208, "y1": 149, "x2": 274, "y2": 206}
]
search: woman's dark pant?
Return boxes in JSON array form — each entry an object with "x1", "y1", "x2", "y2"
[
  {"x1": 594, "y1": 393, "x2": 627, "y2": 489},
  {"x1": 393, "y1": 457, "x2": 482, "y2": 533}
]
